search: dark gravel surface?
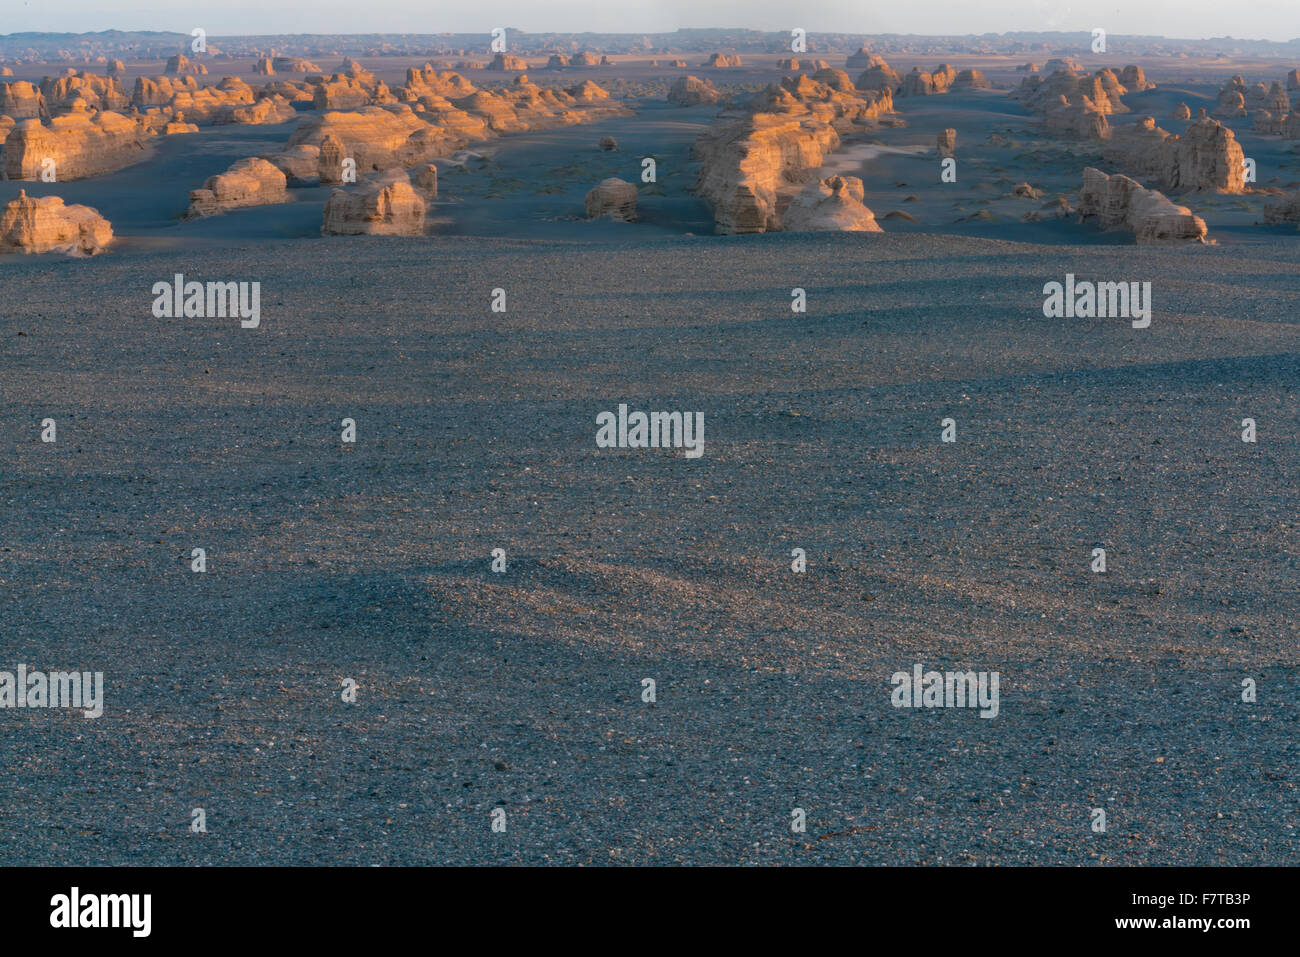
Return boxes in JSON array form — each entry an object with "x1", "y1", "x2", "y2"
[{"x1": 1, "y1": 231, "x2": 1297, "y2": 864}]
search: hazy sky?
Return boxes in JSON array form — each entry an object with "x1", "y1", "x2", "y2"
[{"x1": 4, "y1": 0, "x2": 1299, "y2": 43}]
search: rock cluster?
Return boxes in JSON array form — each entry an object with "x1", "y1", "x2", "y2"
[
  {"x1": 1103, "y1": 114, "x2": 1247, "y2": 192},
  {"x1": 41, "y1": 70, "x2": 128, "y2": 113},
  {"x1": 704, "y1": 54, "x2": 742, "y2": 68},
  {"x1": 489, "y1": 54, "x2": 528, "y2": 71},
  {"x1": 1010, "y1": 66, "x2": 1144, "y2": 140},
  {"x1": 1077, "y1": 167, "x2": 1208, "y2": 243},
  {"x1": 0, "y1": 189, "x2": 113, "y2": 255},
  {"x1": 900, "y1": 65, "x2": 957, "y2": 96},
  {"x1": 693, "y1": 73, "x2": 895, "y2": 233},
  {"x1": 290, "y1": 75, "x2": 627, "y2": 178},
  {"x1": 585, "y1": 178, "x2": 638, "y2": 221},
  {"x1": 937, "y1": 128, "x2": 956, "y2": 157},
  {"x1": 164, "y1": 54, "x2": 207, "y2": 76}
]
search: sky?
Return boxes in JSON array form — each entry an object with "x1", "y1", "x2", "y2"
[{"x1": 3, "y1": 0, "x2": 1299, "y2": 43}]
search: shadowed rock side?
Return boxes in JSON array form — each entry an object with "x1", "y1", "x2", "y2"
[
  {"x1": 0, "y1": 189, "x2": 113, "y2": 255},
  {"x1": 321, "y1": 169, "x2": 427, "y2": 236},
  {"x1": 693, "y1": 73, "x2": 896, "y2": 233},
  {"x1": 1078, "y1": 167, "x2": 1208, "y2": 244},
  {"x1": 584, "y1": 177, "x2": 637, "y2": 221},
  {"x1": 1104, "y1": 114, "x2": 1247, "y2": 192},
  {"x1": 186, "y1": 157, "x2": 288, "y2": 218}
]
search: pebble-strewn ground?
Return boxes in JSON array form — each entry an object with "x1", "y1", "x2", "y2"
[{"x1": 1, "y1": 231, "x2": 1295, "y2": 864}]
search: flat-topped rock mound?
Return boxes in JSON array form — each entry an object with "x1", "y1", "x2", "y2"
[
  {"x1": 0, "y1": 189, "x2": 112, "y2": 255},
  {"x1": 4, "y1": 107, "x2": 150, "y2": 180},
  {"x1": 322, "y1": 169, "x2": 426, "y2": 236},
  {"x1": 186, "y1": 157, "x2": 288, "y2": 218}
]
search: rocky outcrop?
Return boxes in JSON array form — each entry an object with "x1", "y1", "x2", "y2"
[
  {"x1": 546, "y1": 54, "x2": 570, "y2": 69},
  {"x1": 290, "y1": 106, "x2": 453, "y2": 172},
  {"x1": 1288, "y1": 70, "x2": 1300, "y2": 91},
  {"x1": 781, "y1": 175, "x2": 882, "y2": 232},
  {"x1": 1263, "y1": 189, "x2": 1300, "y2": 225},
  {"x1": 4, "y1": 106, "x2": 150, "y2": 180},
  {"x1": 1077, "y1": 167, "x2": 1208, "y2": 243},
  {"x1": 1264, "y1": 81, "x2": 1290, "y2": 113},
  {"x1": 1172, "y1": 102, "x2": 1191, "y2": 120},
  {"x1": 0, "y1": 190, "x2": 113, "y2": 255},
  {"x1": 693, "y1": 75, "x2": 895, "y2": 233},
  {"x1": 253, "y1": 58, "x2": 275, "y2": 75},
  {"x1": 1043, "y1": 94, "x2": 1111, "y2": 139},
  {"x1": 900, "y1": 65, "x2": 957, "y2": 96},
  {"x1": 1010, "y1": 67, "x2": 1143, "y2": 140},
  {"x1": 571, "y1": 52, "x2": 602, "y2": 67},
  {"x1": 1104, "y1": 115, "x2": 1245, "y2": 193},
  {"x1": 164, "y1": 54, "x2": 207, "y2": 76},
  {"x1": 41, "y1": 71, "x2": 127, "y2": 113},
  {"x1": 585, "y1": 177, "x2": 637, "y2": 221},
  {"x1": 0, "y1": 81, "x2": 46, "y2": 119},
  {"x1": 1213, "y1": 77, "x2": 1247, "y2": 117},
  {"x1": 937, "y1": 128, "x2": 956, "y2": 157},
  {"x1": 312, "y1": 74, "x2": 375, "y2": 110},
  {"x1": 322, "y1": 169, "x2": 426, "y2": 236},
  {"x1": 844, "y1": 48, "x2": 878, "y2": 70},
  {"x1": 668, "y1": 75, "x2": 721, "y2": 106},
  {"x1": 1044, "y1": 58, "x2": 1080, "y2": 74},
  {"x1": 412, "y1": 163, "x2": 438, "y2": 196},
  {"x1": 293, "y1": 77, "x2": 627, "y2": 175},
  {"x1": 953, "y1": 69, "x2": 991, "y2": 90},
  {"x1": 131, "y1": 75, "x2": 198, "y2": 108},
  {"x1": 1120, "y1": 65, "x2": 1155, "y2": 92},
  {"x1": 704, "y1": 54, "x2": 742, "y2": 68},
  {"x1": 854, "y1": 57, "x2": 901, "y2": 93},
  {"x1": 489, "y1": 54, "x2": 528, "y2": 71},
  {"x1": 213, "y1": 95, "x2": 297, "y2": 125},
  {"x1": 186, "y1": 157, "x2": 288, "y2": 217},
  {"x1": 272, "y1": 56, "x2": 322, "y2": 73}
]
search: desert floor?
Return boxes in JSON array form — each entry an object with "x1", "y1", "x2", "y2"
[{"x1": 1, "y1": 61, "x2": 1298, "y2": 864}]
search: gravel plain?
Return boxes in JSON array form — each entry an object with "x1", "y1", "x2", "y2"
[{"x1": 1, "y1": 229, "x2": 1296, "y2": 864}]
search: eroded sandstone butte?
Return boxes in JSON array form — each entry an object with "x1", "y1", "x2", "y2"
[
  {"x1": 322, "y1": 169, "x2": 426, "y2": 236},
  {"x1": 1104, "y1": 114, "x2": 1246, "y2": 192},
  {"x1": 1078, "y1": 167, "x2": 1208, "y2": 244},
  {"x1": 585, "y1": 178, "x2": 637, "y2": 221},
  {"x1": 0, "y1": 189, "x2": 113, "y2": 255},
  {"x1": 4, "y1": 105, "x2": 149, "y2": 180},
  {"x1": 186, "y1": 157, "x2": 288, "y2": 217}
]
